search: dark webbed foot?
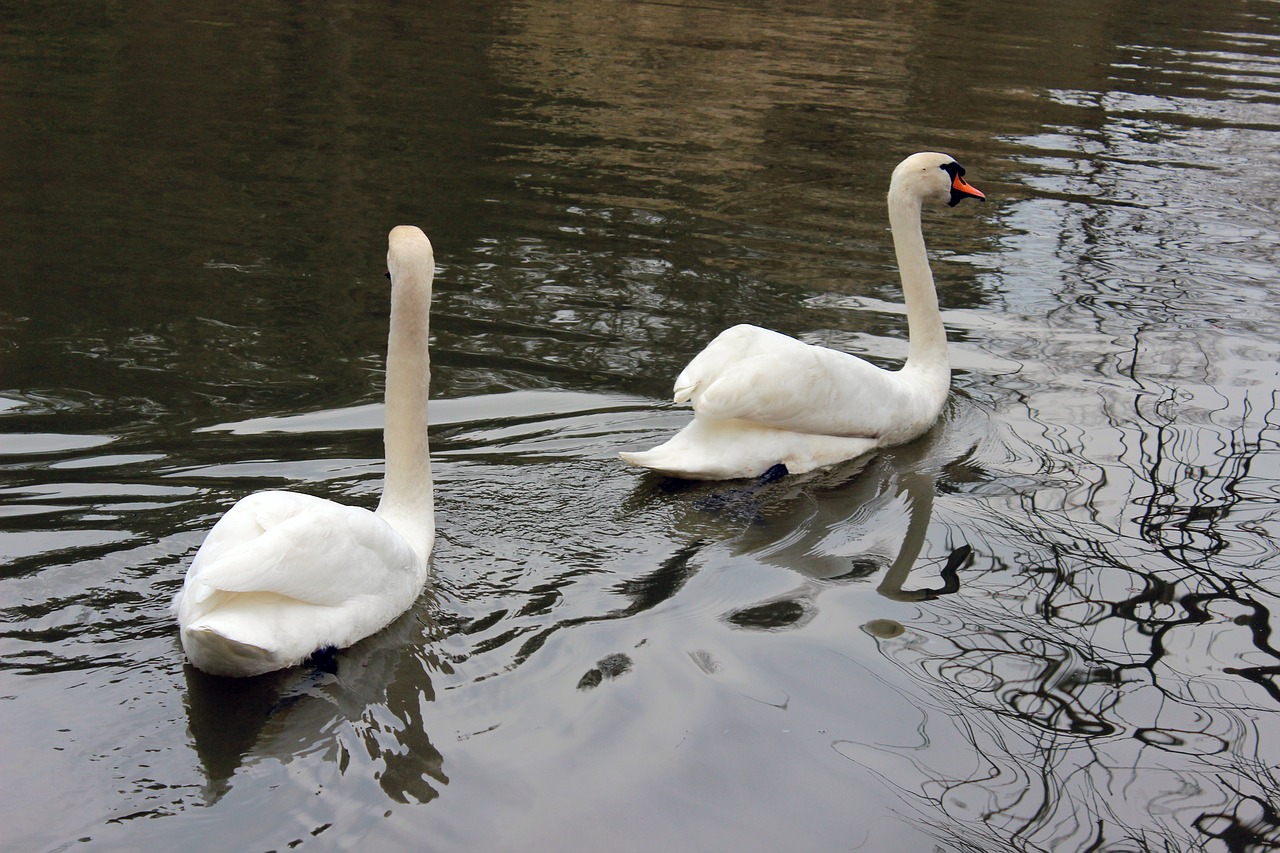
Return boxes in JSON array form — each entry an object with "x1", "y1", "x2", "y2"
[
  {"x1": 305, "y1": 644, "x2": 340, "y2": 675},
  {"x1": 693, "y1": 463, "x2": 789, "y2": 522},
  {"x1": 758, "y1": 463, "x2": 789, "y2": 485}
]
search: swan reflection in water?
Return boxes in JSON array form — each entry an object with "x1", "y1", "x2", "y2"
[
  {"x1": 627, "y1": 393, "x2": 991, "y2": 636},
  {"x1": 182, "y1": 597, "x2": 447, "y2": 806}
]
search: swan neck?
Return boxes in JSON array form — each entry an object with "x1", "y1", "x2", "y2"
[
  {"x1": 376, "y1": 267, "x2": 434, "y2": 552},
  {"x1": 888, "y1": 191, "x2": 948, "y2": 370}
]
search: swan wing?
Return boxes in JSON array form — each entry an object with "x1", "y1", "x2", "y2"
[
  {"x1": 674, "y1": 325, "x2": 806, "y2": 404},
  {"x1": 694, "y1": 339, "x2": 918, "y2": 438},
  {"x1": 181, "y1": 491, "x2": 417, "y2": 613}
]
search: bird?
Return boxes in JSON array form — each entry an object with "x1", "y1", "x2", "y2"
[
  {"x1": 619, "y1": 151, "x2": 985, "y2": 481},
  {"x1": 172, "y1": 225, "x2": 437, "y2": 677}
]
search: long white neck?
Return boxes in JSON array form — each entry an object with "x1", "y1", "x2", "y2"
[
  {"x1": 888, "y1": 189, "x2": 949, "y2": 372},
  {"x1": 375, "y1": 265, "x2": 434, "y2": 555}
]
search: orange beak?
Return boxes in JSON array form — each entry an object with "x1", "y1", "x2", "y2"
[{"x1": 948, "y1": 173, "x2": 985, "y2": 206}]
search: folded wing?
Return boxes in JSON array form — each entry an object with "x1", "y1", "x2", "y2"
[
  {"x1": 177, "y1": 491, "x2": 417, "y2": 618},
  {"x1": 675, "y1": 324, "x2": 926, "y2": 439}
]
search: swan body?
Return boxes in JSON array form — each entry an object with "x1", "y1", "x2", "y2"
[
  {"x1": 173, "y1": 226, "x2": 437, "y2": 676},
  {"x1": 620, "y1": 152, "x2": 984, "y2": 480}
]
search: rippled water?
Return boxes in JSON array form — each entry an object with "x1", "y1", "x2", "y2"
[{"x1": 4, "y1": 1, "x2": 1280, "y2": 851}]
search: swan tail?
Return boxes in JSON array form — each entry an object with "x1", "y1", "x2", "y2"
[
  {"x1": 618, "y1": 447, "x2": 717, "y2": 480},
  {"x1": 179, "y1": 621, "x2": 289, "y2": 678},
  {"x1": 619, "y1": 436, "x2": 794, "y2": 481},
  {"x1": 179, "y1": 592, "x2": 349, "y2": 676},
  {"x1": 620, "y1": 418, "x2": 881, "y2": 481}
]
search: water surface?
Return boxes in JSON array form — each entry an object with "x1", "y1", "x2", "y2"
[{"x1": 3, "y1": 1, "x2": 1280, "y2": 851}]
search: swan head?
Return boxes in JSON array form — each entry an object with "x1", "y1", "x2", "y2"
[
  {"x1": 387, "y1": 225, "x2": 435, "y2": 285},
  {"x1": 891, "y1": 152, "x2": 985, "y2": 208}
]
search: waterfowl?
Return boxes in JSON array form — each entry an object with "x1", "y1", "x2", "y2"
[
  {"x1": 173, "y1": 226, "x2": 437, "y2": 677},
  {"x1": 619, "y1": 152, "x2": 984, "y2": 480}
]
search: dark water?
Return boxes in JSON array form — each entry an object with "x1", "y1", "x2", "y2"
[{"x1": 4, "y1": 1, "x2": 1280, "y2": 850}]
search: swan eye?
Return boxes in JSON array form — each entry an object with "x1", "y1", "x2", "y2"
[{"x1": 940, "y1": 161, "x2": 965, "y2": 179}]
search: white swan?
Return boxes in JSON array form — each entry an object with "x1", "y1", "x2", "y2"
[
  {"x1": 619, "y1": 152, "x2": 985, "y2": 480},
  {"x1": 173, "y1": 226, "x2": 437, "y2": 677}
]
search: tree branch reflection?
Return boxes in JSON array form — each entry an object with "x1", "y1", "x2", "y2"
[{"x1": 855, "y1": 384, "x2": 1280, "y2": 850}]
